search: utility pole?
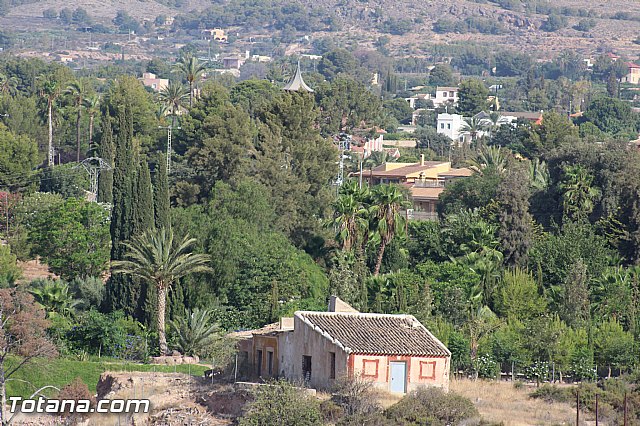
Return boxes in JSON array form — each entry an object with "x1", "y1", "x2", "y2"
[
  {"x1": 77, "y1": 157, "x2": 112, "y2": 202},
  {"x1": 358, "y1": 151, "x2": 365, "y2": 189},
  {"x1": 159, "y1": 125, "x2": 180, "y2": 175},
  {"x1": 4, "y1": 192, "x2": 8, "y2": 237}
]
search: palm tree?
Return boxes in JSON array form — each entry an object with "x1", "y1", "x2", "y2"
[
  {"x1": 83, "y1": 94, "x2": 100, "y2": 153},
  {"x1": 157, "y1": 80, "x2": 189, "y2": 126},
  {"x1": 29, "y1": 280, "x2": 81, "y2": 319},
  {"x1": 39, "y1": 78, "x2": 61, "y2": 166},
  {"x1": 172, "y1": 54, "x2": 206, "y2": 108},
  {"x1": 65, "y1": 80, "x2": 89, "y2": 162},
  {"x1": 368, "y1": 184, "x2": 410, "y2": 276},
  {"x1": 467, "y1": 306, "x2": 500, "y2": 380},
  {"x1": 169, "y1": 308, "x2": 220, "y2": 357},
  {"x1": 111, "y1": 228, "x2": 212, "y2": 355},
  {"x1": 560, "y1": 164, "x2": 601, "y2": 221},
  {"x1": 0, "y1": 73, "x2": 18, "y2": 96},
  {"x1": 467, "y1": 145, "x2": 508, "y2": 176},
  {"x1": 459, "y1": 116, "x2": 489, "y2": 145},
  {"x1": 487, "y1": 111, "x2": 507, "y2": 138},
  {"x1": 331, "y1": 193, "x2": 368, "y2": 251},
  {"x1": 529, "y1": 158, "x2": 549, "y2": 191}
]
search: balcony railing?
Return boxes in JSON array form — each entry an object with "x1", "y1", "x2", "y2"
[
  {"x1": 413, "y1": 179, "x2": 445, "y2": 188},
  {"x1": 402, "y1": 210, "x2": 438, "y2": 221}
]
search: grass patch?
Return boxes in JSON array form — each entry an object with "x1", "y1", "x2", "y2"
[{"x1": 5, "y1": 357, "x2": 208, "y2": 399}]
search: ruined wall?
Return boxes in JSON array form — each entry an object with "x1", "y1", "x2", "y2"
[{"x1": 279, "y1": 316, "x2": 349, "y2": 389}]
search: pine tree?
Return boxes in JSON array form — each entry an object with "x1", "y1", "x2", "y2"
[
  {"x1": 153, "y1": 157, "x2": 170, "y2": 230},
  {"x1": 97, "y1": 115, "x2": 114, "y2": 204}
]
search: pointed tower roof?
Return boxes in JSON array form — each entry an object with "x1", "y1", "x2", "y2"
[{"x1": 283, "y1": 61, "x2": 314, "y2": 93}]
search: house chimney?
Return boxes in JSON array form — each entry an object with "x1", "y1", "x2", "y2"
[
  {"x1": 328, "y1": 295, "x2": 359, "y2": 313},
  {"x1": 420, "y1": 154, "x2": 425, "y2": 166}
]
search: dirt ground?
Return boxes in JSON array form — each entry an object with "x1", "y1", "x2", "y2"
[
  {"x1": 9, "y1": 372, "x2": 606, "y2": 425},
  {"x1": 450, "y1": 378, "x2": 596, "y2": 426}
]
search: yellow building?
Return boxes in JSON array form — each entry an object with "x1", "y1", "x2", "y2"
[{"x1": 363, "y1": 155, "x2": 472, "y2": 220}]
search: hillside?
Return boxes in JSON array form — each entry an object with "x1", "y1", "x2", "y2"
[
  {"x1": 317, "y1": 0, "x2": 640, "y2": 57},
  {"x1": 5, "y1": 0, "x2": 208, "y2": 21},
  {"x1": 2, "y1": 0, "x2": 640, "y2": 59}
]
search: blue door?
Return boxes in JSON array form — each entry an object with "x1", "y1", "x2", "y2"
[{"x1": 389, "y1": 362, "x2": 407, "y2": 393}]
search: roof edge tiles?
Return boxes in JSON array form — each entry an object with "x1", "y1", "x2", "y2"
[{"x1": 295, "y1": 311, "x2": 451, "y2": 357}]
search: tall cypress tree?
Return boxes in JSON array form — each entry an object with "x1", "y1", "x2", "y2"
[
  {"x1": 153, "y1": 156, "x2": 170, "y2": 230},
  {"x1": 497, "y1": 161, "x2": 533, "y2": 267},
  {"x1": 97, "y1": 114, "x2": 114, "y2": 204},
  {"x1": 105, "y1": 104, "x2": 136, "y2": 315},
  {"x1": 133, "y1": 160, "x2": 154, "y2": 234},
  {"x1": 133, "y1": 159, "x2": 156, "y2": 324}
]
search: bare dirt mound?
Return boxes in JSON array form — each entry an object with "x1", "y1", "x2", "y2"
[{"x1": 90, "y1": 371, "x2": 245, "y2": 425}]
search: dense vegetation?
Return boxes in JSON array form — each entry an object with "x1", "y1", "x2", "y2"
[{"x1": 1, "y1": 17, "x2": 640, "y2": 420}]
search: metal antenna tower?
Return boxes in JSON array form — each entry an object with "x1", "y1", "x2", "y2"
[
  {"x1": 78, "y1": 157, "x2": 112, "y2": 202},
  {"x1": 159, "y1": 125, "x2": 181, "y2": 174},
  {"x1": 334, "y1": 136, "x2": 350, "y2": 193},
  {"x1": 48, "y1": 145, "x2": 55, "y2": 167}
]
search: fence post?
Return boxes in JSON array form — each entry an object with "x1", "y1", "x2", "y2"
[
  {"x1": 624, "y1": 392, "x2": 628, "y2": 426},
  {"x1": 595, "y1": 393, "x2": 598, "y2": 426},
  {"x1": 576, "y1": 389, "x2": 579, "y2": 426},
  {"x1": 511, "y1": 361, "x2": 515, "y2": 382}
]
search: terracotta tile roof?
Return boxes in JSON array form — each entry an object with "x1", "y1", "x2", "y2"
[
  {"x1": 438, "y1": 168, "x2": 473, "y2": 177},
  {"x1": 296, "y1": 312, "x2": 450, "y2": 357},
  {"x1": 369, "y1": 162, "x2": 447, "y2": 177},
  {"x1": 501, "y1": 111, "x2": 543, "y2": 121},
  {"x1": 410, "y1": 187, "x2": 444, "y2": 200}
]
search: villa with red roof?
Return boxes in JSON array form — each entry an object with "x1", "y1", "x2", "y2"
[
  {"x1": 358, "y1": 155, "x2": 472, "y2": 219},
  {"x1": 623, "y1": 62, "x2": 640, "y2": 85}
]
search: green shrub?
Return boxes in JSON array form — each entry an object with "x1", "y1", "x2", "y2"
[
  {"x1": 239, "y1": 380, "x2": 323, "y2": 426},
  {"x1": 168, "y1": 308, "x2": 221, "y2": 357},
  {"x1": 385, "y1": 386, "x2": 479, "y2": 426},
  {"x1": 529, "y1": 384, "x2": 570, "y2": 404},
  {"x1": 69, "y1": 277, "x2": 105, "y2": 310},
  {"x1": 473, "y1": 354, "x2": 499, "y2": 379},
  {"x1": 65, "y1": 310, "x2": 151, "y2": 360}
]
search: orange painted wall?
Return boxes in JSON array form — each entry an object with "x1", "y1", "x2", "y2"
[{"x1": 349, "y1": 353, "x2": 450, "y2": 393}]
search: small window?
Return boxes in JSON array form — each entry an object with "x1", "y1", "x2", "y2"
[
  {"x1": 447, "y1": 123, "x2": 451, "y2": 129},
  {"x1": 449, "y1": 91, "x2": 455, "y2": 97},
  {"x1": 302, "y1": 355, "x2": 312, "y2": 382},
  {"x1": 329, "y1": 352, "x2": 336, "y2": 379},
  {"x1": 419, "y1": 361, "x2": 437, "y2": 380},
  {"x1": 362, "y1": 359, "x2": 379, "y2": 378},
  {"x1": 440, "y1": 123, "x2": 445, "y2": 129}
]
